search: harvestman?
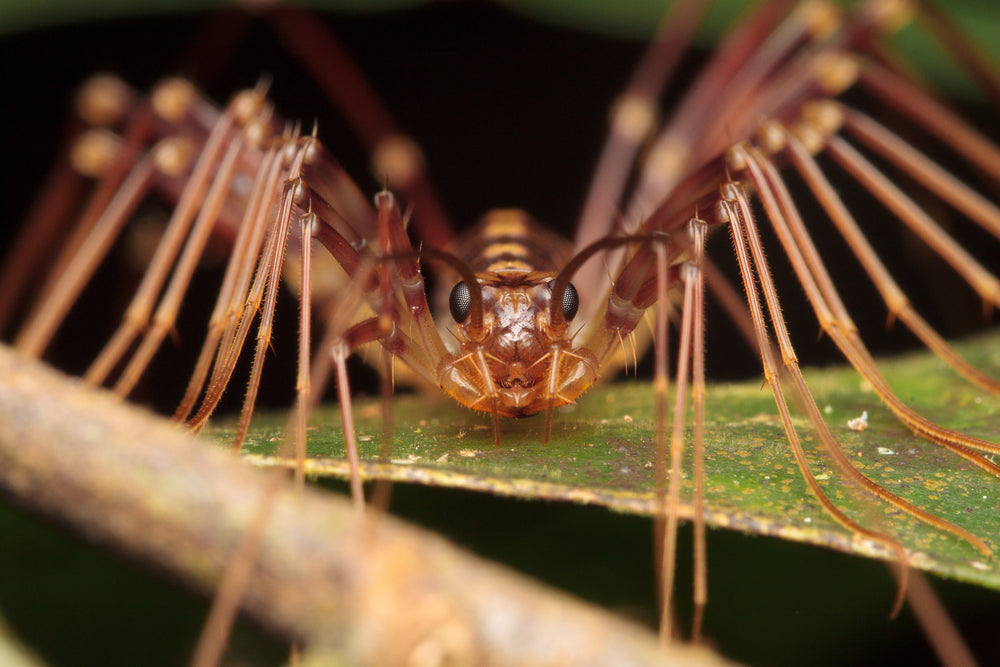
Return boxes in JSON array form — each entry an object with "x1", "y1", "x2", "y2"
[{"x1": 3, "y1": 0, "x2": 1000, "y2": 660}]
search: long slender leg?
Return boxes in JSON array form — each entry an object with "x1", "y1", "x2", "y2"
[
  {"x1": 573, "y1": 0, "x2": 709, "y2": 307},
  {"x1": 579, "y1": 1, "x2": 800, "y2": 348},
  {"x1": 660, "y1": 228, "x2": 705, "y2": 644},
  {"x1": 362, "y1": 190, "x2": 402, "y2": 512},
  {"x1": 823, "y1": 135, "x2": 1000, "y2": 309},
  {"x1": 917, "y1": 3, "x2": 1000, "y2": 109},
  {"x1": 688, "y1": 217, "x2": 708, "y2": 643},
  {"x1": 184, "y1": 120, "x2": 370, "y2": 667},
  {"x1": 776, "y1": 115, "x2": 1000, "y2": 393},
  {"x1": 625, "y1": 0, "x2": 798, "y2": 217},
  {"x1": 293, "y1": 210, "x2": 315, "y2": 491},
  {"x1": 18, "y1": 79, "x2": 240, "y2": 362},
  {"x1": 313, "y1": 317, "x2": 367, "y2": 510},
  {"x1": 15, "y1": 147, "x2": 160, "y2": 358},
  {"x1": 590, "y1": 3, "x2": 914, "y2": 375},
  {"x1": 312, "y1": 222, "x2": 439, "y2": 389},
  {"x1": 902, "y1": 568, "x2": 980, "y2": 667},
  {"x1": 295, "y1": 238, "x2": 381, "y2": 512},
  {"x1": 13, "y1": 91, "x2": 164, "y2": 353},
  {"x1": 83, "y1": 88, "x2": 258, "y2": 387},
  {"x1": 332, "y1": 339, "x2": 366, "y2": 511},
  {"x1": 299, "y1": 189, "x2": 480, "y2": 505},
  {"x1": 266, "y1": 7, "x2": 455, "y2": 250},
  {"x1": 209, "y1": 135, "x2": 305, "y2": 378},
  {"x1": 652, "y1": 233, "x2": 672, "y2": 641},
  {"x1": 721, "y1": 188, "x2": 912, "y2": 615},
  {"x1": 730, "y1": 146, "x2": 994, "y2": 552},
  {"x1": 0, "y1": 74, "x2": 140, "y2": 332},
  {"x1": 859, "y1": 61, "x2": 1000, "y2": 184},
  {"x1": 173, "y1": 142, "x2": 284, "y2": 422},
  {"x1": 189, "y1": 469, "x2": 283, "y2": 667},
  {"x1": 699, "y1": 256, "x2": 759, "y2": 356},
  {"x1": 111, "y1": 122, "x2": 257, "y2": 397},
  {"x1": 746, "y1": 132, "x2": 1000, "y2": 461},
  {"x1": 303, "y1": 262, "x2": 441, "y2": 512},
  {"x1": 839, "y1": 104, "x2": 1000, "y2": 241},
  {"x1": 0, "y1": 140, "x2": 89, "y2": 334},
  {"x1": 229, "y1": 137, "x2": 317, "y2": 450},
  {"x1": 186, "y1": 134, "x2": 305, "y2": 434},
  {"x1": 322, "y1": 306, "x2": 432, "y2": 514}
]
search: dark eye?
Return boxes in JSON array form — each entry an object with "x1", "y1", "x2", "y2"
[
  {"x1": 548, "y1": 279, "x2": 579, "y2": 321},
  {"x1": 449, "y1": 281, "x2": 472, "y2": 322}
]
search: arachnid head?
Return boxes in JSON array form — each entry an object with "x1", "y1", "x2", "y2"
[{"x1": 438, "y1": 270, "x2": 597, "y2": 417}]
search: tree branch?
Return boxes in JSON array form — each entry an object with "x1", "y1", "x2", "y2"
[{"x1": 0, "y1": 346, "x2": 731, "y2": 666}]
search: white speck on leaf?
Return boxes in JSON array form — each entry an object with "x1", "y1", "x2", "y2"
[{"x1": 847, "y1": 411, "x2": 868, "y2": 432}]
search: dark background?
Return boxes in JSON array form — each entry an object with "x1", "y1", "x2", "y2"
[
  {"x1": 5, "y1": 3, "x2": 1000, "y2": 399},
  {"x1": 2, "y1": 4, "x2": 1000, "y2": 666}
]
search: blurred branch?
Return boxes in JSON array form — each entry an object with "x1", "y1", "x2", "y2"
[
  {"x1": 0, "y1": 346, "x2": 731, "y2": 666},
  {"x1": 0, "y1": 613, "x2": 45, "y2": 667}
]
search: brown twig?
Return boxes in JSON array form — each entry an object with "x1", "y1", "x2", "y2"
[{"x1": 0, "y1": 346, "x2": 731, "y2": 666}]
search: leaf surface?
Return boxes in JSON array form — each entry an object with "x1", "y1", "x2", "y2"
[{"x1": 219, "y1": 329, "x2": 1000, "y2": 591}]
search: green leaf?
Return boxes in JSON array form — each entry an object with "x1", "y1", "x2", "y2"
[
  {"x1": 219, "y1": 328, "x2": 1000, "y2": 591},
  {"x1": 4, "y1": 0, "x2": 998, "y2": 99}
]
